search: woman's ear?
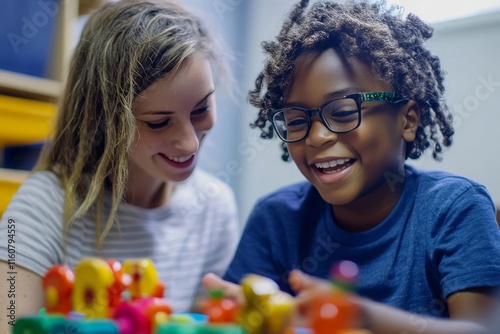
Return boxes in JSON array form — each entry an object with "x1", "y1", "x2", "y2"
[{"x1": 401, "y1": 100, "x2": 420, "y2": 142}]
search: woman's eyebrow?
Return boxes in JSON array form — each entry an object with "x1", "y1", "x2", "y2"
[
  {"x1": 138, "y1": 89, "x2": 216, "y2": 115},
  {"x1": 193, "y1": 88, "x2": 216, "y2": 107}
]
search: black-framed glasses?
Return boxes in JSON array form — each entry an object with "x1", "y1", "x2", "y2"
[{"x1": 267, "y1": 92, "x2": 409, "y2": 143}]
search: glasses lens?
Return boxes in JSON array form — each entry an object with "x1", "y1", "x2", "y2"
[
  {"x1": 272, "y1": 109, "x2": 309, "y2": 142},
  {"x1": 322, "y1": 98, "x2": 359, "y2": 132}
]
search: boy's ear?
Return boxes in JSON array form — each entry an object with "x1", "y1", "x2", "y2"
[{"x1": 401, "y1": 100, "x2": 420, "y2": 142}]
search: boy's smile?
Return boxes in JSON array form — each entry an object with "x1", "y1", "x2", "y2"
[
  {"x1": 310, "y1": 156, "x2": 355, "y2": 183},
  {"x1": 285, "y1": 48, "x2": 419, "y2": 229}
]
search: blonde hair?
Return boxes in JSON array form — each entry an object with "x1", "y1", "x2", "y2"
[{"x1": 36, "y1": 0, "x2": 227, "y2": 247}]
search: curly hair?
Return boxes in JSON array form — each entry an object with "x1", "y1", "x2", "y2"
[{"x1": 249, "y1": 0, "x2": 454, "y2": 162}]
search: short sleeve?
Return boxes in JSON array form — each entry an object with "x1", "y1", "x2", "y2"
[
  {"x1": 434, "y1": 185, "x2": 500, "y2": 298},
  {"x1": 202, "y1": 181, "x2": 240, "y2": 278},
  {"x1": 223, "y1": 198, "x2": 285, "y2": 287},
  {"x1": 0, "y1": 172, "x2": 65, "y2": 276}
]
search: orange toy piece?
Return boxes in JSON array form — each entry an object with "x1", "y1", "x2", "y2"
[
  {"x1": 72, "y1": 258, "x2": 115, "y2": 318},
  {"x1": 202, "y1": 289, "x2": 238, "y2": 323},
  {"x1": 310, "y1": 261, "x2": 361, "y2": 334},
  {"x1": 42, "y1": 265, "x2": 74, "y2": 315},
  {"x1": 122, "y1": 258, "x2": 164, "y2": 299},
  {"x1": 106, "y1": 259, "x2": 131, "y2": 308}
]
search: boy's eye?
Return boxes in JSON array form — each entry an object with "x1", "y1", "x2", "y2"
[
  {"x1": 146, "y1": 119, "x2": 169, "y2": 129},
  {"x1": 331, "y1": 109, "x2": 358, "y2": 118}
]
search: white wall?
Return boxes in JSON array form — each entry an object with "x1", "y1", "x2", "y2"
[
  {"x1": 237, "y1": 0, "x2": 307, "y2": 225},
  {"x1": 409, "y1": 11, "x2": 500, "y2": 204}
]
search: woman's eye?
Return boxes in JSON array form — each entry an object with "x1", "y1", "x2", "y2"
[
  {"x1": 146, "y1": 119, "x2": 169, "y2": 129},
  {"x1": 191, "y1": 107, "x2": 209, "y2": 118}
]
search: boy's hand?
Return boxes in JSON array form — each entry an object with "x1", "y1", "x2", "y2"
[
  {"x1": 202, "y1": 273, "x2": 245, "y2": 305},
  {"x1": 288, "y1": 269, "x2": 335, "y2": 326},
  {"x1": 289, "y1": 269, "x2": 367, "y2": 330},
  {"x1": 289, "y1": 269, "x2": 332, "y2": 292},
  {"x1": 289, "y1": 269, "x2": 333, "y2": 314}
]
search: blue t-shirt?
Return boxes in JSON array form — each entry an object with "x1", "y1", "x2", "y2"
[{"x1": 224, "y1": 166, "x2": 500, "y2": 318}]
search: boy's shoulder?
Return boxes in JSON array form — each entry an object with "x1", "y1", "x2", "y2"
[
  {"x1": 406, "y1": 165, "x2": 492, "y2": 208},
  {"x1": 408, "y1": 165, "x2": 484, "y2": 192}
]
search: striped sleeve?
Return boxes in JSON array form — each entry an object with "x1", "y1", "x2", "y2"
[
  {"x1": 202, "y1": 179, "x2": 240, "y2": 278},
  {"x1": 0, "y1": 171, "x2": 65, "y2": 276}
]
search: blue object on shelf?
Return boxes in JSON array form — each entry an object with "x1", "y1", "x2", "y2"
[
  {"x1": 2, "y1": 143, "x2": 44, "y2": 170},
  {"x1": 0, "y1": 0, "x2": 60, "y2": 78}
]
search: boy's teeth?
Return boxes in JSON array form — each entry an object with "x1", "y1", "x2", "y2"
[{"x1": 315, "y1": 158, "x2": 350, "y2": 169}]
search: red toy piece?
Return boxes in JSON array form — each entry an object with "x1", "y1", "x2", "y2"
[
  {"x1": 310, "y1": 261, "x2": 361, "y2": 334},
  {"x1": 42, "y1": 265, "x2": 74, "y2": 315},
  {"x1": 202, "y1": 289, "x2": 238, "y2": 323},
  {"x1": 106, "y1": 259, "x2": 132, "y2": 309}
]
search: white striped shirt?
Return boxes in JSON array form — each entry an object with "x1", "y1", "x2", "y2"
[{"x1": 0, "y1": 169, "x2": 240, "y2": 312}]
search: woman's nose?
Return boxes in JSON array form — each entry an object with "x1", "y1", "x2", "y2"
[{"x1": 170, "y1": 122, "x2": 200, "y2": 153}]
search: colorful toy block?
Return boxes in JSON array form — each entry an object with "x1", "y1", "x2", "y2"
[
  {"x1": 13, "y1": 258, "x2": 363, "y2": 333},
  {"x1": 239, "y1": 274, "x2": 294, "y2": 334},
  {"x1": 42, "y1": 265, "x2": 74, "y2": 315},
  {"x1": 201, "y1": 289, "x2": 238, "y2": 324},
  {"x1": 309, "y1": 261, "x2": 361, "y2": 334}
]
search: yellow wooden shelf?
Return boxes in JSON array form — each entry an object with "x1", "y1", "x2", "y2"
[
  {"x1": 0, "y1": 1, "x2": 79, "y2": 216},
  {"x1": 0, "y1": 94, "x2": 57, "y2": 146},
  {"x1": 0, "y1": 168, "x2": 29, "y2": 215},
  {"x1": 0, "y1": 70, "x2": 62, "y2": 101}
]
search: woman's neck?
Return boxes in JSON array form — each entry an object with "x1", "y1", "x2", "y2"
[{"x1": 124, "y1": 166, "x2": 176, "y2": 209}]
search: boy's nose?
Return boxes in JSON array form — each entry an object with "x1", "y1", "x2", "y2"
[{"x1": 305, "y1": 118, "x2": 338, "y2": 147}]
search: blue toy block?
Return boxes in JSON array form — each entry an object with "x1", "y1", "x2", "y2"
[
  {"x1": 50, "y1": 319, "x2": 119, "y2": 334},
  {"x1": 12, "y1": 315, "x2": 66, "y2": 334}
]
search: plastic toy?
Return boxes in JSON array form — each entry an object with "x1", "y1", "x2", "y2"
[
  {"x1": 51, "y1": 318, "x2": 119, "y2": 333},
  {"x1": 13, "y1": 314, "x2": 66, "y2": 334},
  {"x1": 73, "y1": 258, "x2": 116, "y2": 318},
  {"x1": 113, "y1": 297, "x2": 172, "y2": 334},
  {"x1": 42, "y1": 264, "x2": 74, "y2": 315},
  {"x1": 122, "y1": 258, "x2": 164, "y2": 299},
  {"x1": 309, "y1": 260, "x2": 360, "y2": 334},
  {"x1": 106, "y1": 259, "x2": 132, "y2": 308},
  {"x1": 239, "y1": 274, "x2": 295, "y2": 334},
  {"x1": 157, "y1": 322, "x2": 245, "y2": 334},
  {"x1": 201, "y1": 289, "x2": 238, "y2": 324},
  {"x1": 13, "y1": 258, "x2": 365, "y2": 333}
]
